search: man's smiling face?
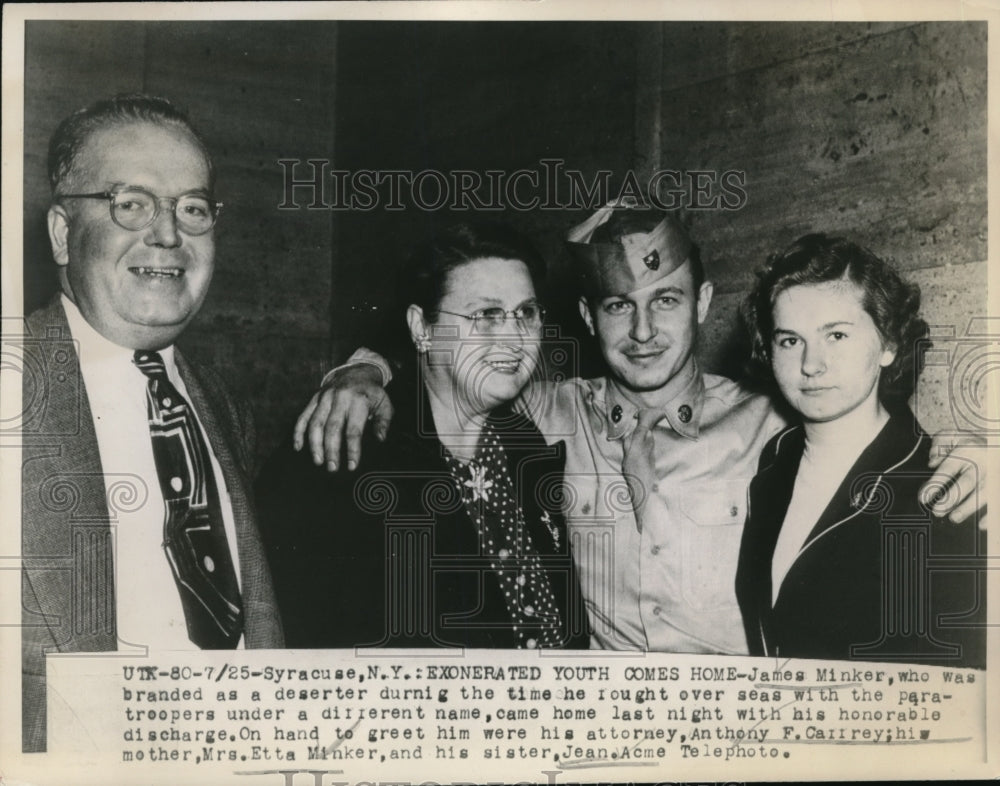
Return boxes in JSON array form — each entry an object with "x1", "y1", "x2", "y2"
[
  {"x1": 48, "y1": 120, "x2": 216, "y2": 350},
  {"x1": 580, "y1": 259, "x2": 712, "y2": 402}
]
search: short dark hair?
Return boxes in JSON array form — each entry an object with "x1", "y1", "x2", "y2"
[
  {"x1": 48, "y1": 94, "x2": 213, "y2": 194},
  {"x1": 403, "y1": 221, "x2": 546, "y2": 317},
  {"x1": 744, "y1": 233, "x2": 928, "y2": 406},
  {"x1": 589, "y1": 207, "x2": 705, "y2": 291}
]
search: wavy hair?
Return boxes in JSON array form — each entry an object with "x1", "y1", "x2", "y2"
[
  {"x1": 743, "y1": 233, "x2": 928, "y2": 406},
  {"x1": 402, "y1": 220, "x2": 546, "y2": 318}
]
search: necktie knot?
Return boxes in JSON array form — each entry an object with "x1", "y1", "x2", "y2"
[
  {"x1": 635, "y1": 407, "x2": 666, "y2": 434},
  {"x1": 133, "y1": 350, "x2": 168, "y2": 380}
]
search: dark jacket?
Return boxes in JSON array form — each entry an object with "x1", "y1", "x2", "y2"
[
  {"x1": 258, "y1": 371, "x2": 590, "y2": 649},
  {"x1": 736, "y1": 408, "x2": 985, "y2": 667}
]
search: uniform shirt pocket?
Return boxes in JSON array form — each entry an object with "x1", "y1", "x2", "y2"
[{"x1": 678, "y1": 480, "x2": 748, "y2": 611}]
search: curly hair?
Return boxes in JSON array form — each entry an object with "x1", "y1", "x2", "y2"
[
  {"x1": 743, "y1": 233, "x2": 929, "y2": 406},
  {"x1": 402, "y1": 220, "x2": 546, "y2": 318}
]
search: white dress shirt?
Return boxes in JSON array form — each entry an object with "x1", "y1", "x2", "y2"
[{"x1": 61, "y1": 295, "x2": 243, "y2": 650}]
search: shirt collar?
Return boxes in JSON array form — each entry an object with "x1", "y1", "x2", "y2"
[
  {"x1": 60, "y1": 293, "x2": 176, "y2": 373},
  {"x1": 603, "y1": 359, "x2": 706, "y2": 442}
]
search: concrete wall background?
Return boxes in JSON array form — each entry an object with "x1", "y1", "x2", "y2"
[
  {"x1": 23, "y1": 20, "x2": 987, "y2": 458},
  {"x1": 642, "y1": 22, "x2": 987, "y2": 436}
]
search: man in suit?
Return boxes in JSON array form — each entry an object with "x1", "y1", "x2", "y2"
[{"x1": 20, "y1": 94, "x2": 283, "y2": 753}]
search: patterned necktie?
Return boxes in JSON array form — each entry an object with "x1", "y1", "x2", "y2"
[
  {"x1": 621, "y1": 408, "x2": 665, "y2": 533},
  {"x1": 133, "y1": 350, "x2": 243, "y2": 648}
]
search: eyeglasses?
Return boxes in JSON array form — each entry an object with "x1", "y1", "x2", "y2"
[
  {"x1": 436, "y1": 303, "x2": 546, "y2": 332},
  {"x1": 58, "y1": 187, "x2": 222, "y2": 236}
]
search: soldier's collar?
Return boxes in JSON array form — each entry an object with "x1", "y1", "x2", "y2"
[{"x1": 604, "y1": 362, "x2": 705, "y2": 441}]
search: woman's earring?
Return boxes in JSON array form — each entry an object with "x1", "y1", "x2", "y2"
[{"x1": 414, "y1": 334, "x2": 432, "y2": 354}]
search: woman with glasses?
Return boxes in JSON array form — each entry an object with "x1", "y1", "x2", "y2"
[
  {"x1": 736, "y1": 234, "x2": 985, "y2": 667},
  {"x1": 259, "y1": 222, "x2": 589, "y2": 649}
]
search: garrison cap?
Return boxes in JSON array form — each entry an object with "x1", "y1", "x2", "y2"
[{"x1": 566, "y1": 200, "x2": 694, "y2": 298}]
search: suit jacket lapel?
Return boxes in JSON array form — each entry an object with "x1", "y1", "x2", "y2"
[
  {"x1": 774, "y1": 414, "x2": 923, "y2": 608},
  {"x1": 21, "y1": 297, "x2": 115, "y2": 752},
  {"x1": 798, "y1": 415, "x2": 921, "y2": 554},
  {"x1": 21, "y1": 297, "x2": 117, "y2": 654},
  {"x1": 748, "y1": 426, "x2": 804, "y2": 619}
]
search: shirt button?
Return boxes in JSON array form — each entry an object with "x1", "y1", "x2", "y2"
[
  {"x1": 526, "y1": 638, "x2": 537, "y2": 649},
  {"x1": 650, "y1": 483, "x2": 659, "y2": 493},
  {"x1": 652, "y1": 605, "x2": 662, "y2": 616},
  {"x1": 524, "y1": 605, "x2": 535, "y2": 617},
  {"x1": 203, "y1": 556, "x2": 215, "y2": 572},
  {"x1": 650, "y1": 545, "x2": 660, "y2": 555},
  {"x1": 498, "y1": 548, "x2": 510, "y2": 560},
  {"x1": 170, "y1": 477, "x2": 184, "y2": 492},
  {"x1": 162, "y1": 397, "x2": 172, "y2": 407}
]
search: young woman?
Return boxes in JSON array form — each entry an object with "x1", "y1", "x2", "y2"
[
  {"x1": 736, "y1": 233, "x2": 985, "y2": 667},
  {"x1": 258, "y1": 222, "x2": 589, "y2": 649}
]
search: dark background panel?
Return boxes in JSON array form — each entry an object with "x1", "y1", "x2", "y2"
[{"x1": 329, "y1": 22, "x2": 640, "y2": 370}]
